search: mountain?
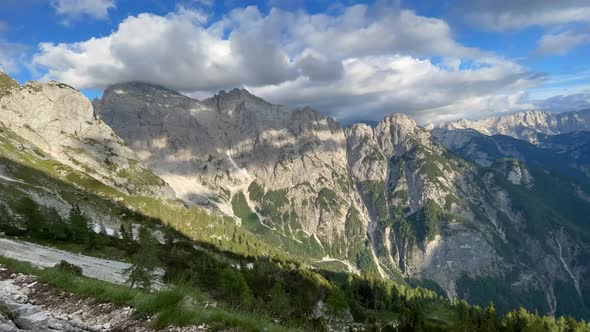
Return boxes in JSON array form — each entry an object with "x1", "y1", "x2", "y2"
[
  {"x1": 1, "y1": 72, "x2": 589, "y2": 322},
  {"x1": 95, "y1": 83, "x2": 590, "y2": 318},
  {"x1": 0, "y1": 78, "x2": 174, "y2": 199},
  {"x1": 94, "y1": 83, "x2": 363, "y2": 263},
  {"x1": 437, "y1": 109, "x2": 590, "y2": 143},
  {"x1": 431, "y1": 128, "x2": 590, "y2": 180}
]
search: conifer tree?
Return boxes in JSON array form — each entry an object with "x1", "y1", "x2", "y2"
[
  {"x1": 67, "y1": 204, "x2": 90, "y2": 244},
  {"x1": 124, "y1": 226, "x2": 160, "y2": 291}
]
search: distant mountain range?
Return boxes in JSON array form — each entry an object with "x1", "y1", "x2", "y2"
[
  {"x1": 435, "y1": 109, "x2": 590, "y2": 143},
  {"x1": 2, "y1": 70, "x2": 589, "y2": 319}
]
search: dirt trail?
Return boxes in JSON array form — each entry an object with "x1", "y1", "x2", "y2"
[{"x1": 0, "y1": 265, "x2": 208, "y2": 331}]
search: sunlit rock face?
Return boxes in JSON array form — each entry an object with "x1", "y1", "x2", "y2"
[
  {"x1": 0, "y1": 79, "x2": 173, "y2": 198},
  {"x1": 96, "y1": 82, "x2": 590, "y2": 314},
  {"x1": 97, "y1": 83, "x2": 364, "y2": 257}
]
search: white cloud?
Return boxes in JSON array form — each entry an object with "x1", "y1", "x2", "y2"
[
  {"x1": 535, "y1": 92, "x2": 590, "y2": 112},
  {"x1": 51, "y1": 0, "x2": 115, "y2": 21},
  {"x1": 456, "y1": 0, "x2": 590, "y2": 31},
  {"x1": 0, "y1": 40, "x2": 28, "y2": 74},
  {"x1": 34, "y1": 8, "x2": 295, "y2": 91},
  {"x1": 536, "y1": 30, "x2": 590, "y2": 55},
  {"x1": 250, "y1": 56, "x2": 539, "y2": 123},
  {"x1": 33, "y1": 3, "x2": 541, "y2": 123}
]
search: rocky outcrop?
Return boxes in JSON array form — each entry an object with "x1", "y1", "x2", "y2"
[{"x1": 0, "y1": 269, "x2": 94, "y2": 331}]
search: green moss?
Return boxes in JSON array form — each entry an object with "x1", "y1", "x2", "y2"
[
  {"x1": 116, "y1": 159, "x2": 166, "y2": 189},
  {"x1": 407, "y1": 199, "x2": 447, "y2": 243},
  {"x1": 444, "y1": 193, "x2": 460, "y2": 210},
  {"x1": 361, "y1": 146, "x2": 384, "y2": 163},
  {"x1": 332, "y1": 170, "x2": 353, "y2": 194},
  {"x1": 392, "y1": 189, "x2": 409, "y2": 203}
]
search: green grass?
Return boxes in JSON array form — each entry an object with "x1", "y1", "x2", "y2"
[
  {"x1": 231, "y1": 191, "x2": 262, "y2": 230},
  {"x1": 0, "y1": 255, "x2": 138, "y2": 305},
  {"x1": 0, "y1": 256, "x2": 297, "y2": 331},
  {"x1": 313, "y1": 260, "x2": 350, "y2": 273}
]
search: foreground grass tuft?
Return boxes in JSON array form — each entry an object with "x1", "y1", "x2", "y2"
[{"x1": 0, "y1": 256, "x2": 296, "y2": 331}]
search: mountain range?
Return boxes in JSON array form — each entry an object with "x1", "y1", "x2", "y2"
[{"x1": 2, "y1": 70, "x2": 589, "y2": 320}]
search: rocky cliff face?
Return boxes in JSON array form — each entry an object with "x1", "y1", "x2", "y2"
[
  {"x1": 437, "y1": 109, "x2": 590, "y2": 143},
  {"x1": 0, "y1": 79, "x2": 173, "y2": 198},
  {"x1": 96, "y1": 83, "x2": 590, "y2": 318},
  {"x1": 96, "y1": 83, "x2": 371, "y2": 263}
]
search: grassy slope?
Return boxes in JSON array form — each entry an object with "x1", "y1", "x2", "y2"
[{"x1": 0, "y1": 123, "x2": 281, "y2": 260}]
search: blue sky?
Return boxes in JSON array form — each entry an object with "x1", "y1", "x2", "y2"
[{"x1": 1, "y1": 0, "x2": 590, "y2": 123}]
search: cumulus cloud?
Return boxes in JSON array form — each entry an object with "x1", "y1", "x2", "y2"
[
  {"x1": 34, "y1": 7, "x2": 296, "y2": 91},
  {"x1": 250, "y1": 56, "x2": 539, "y2": 123},
  {"x1": 535, "y1": 92, "x2": 590, "y2": 112},
  {"x1": 536, "y1": 30, "x2": 590, "y2": 55},
  {"x1": 455, "y1": 0, "x2": 590, "y2": 31},
  {"x1": 33, "y1": 3, "x2": 541, "y2": 123},
  {"x1": 51, "y1": 0, "x2": 115, "y2": 21}
]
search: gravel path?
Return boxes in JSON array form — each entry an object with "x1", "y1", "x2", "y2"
[{"x1": 0, "y1": 237, "x2": 132, "y2": 285}]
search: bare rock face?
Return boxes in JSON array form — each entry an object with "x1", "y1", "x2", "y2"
[
  {"x1": 345, "y1": 111, "x2": 590, "y2": 316},
  {"x1": 0, "y1": 79, "x2": 174, "y2": 198},
  {"x1": 346, "y1": 113, "x2": 505, "y2": 289},
  {"x1": 437, "y1": 109, "x2": 590, "y2": 143},
  {"x1": 97, "y1": 83, "x2": 368, "y2": 258}
]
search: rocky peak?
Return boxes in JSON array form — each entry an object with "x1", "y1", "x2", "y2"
[
  {"x1": 1, "y1": 80, "x2": 98, "y2": 139},
  {"x1": 0, "y1": 75, "x2": 173, "y2": 198},
  {"x1": 105, "y1": 82, "x2": 183, "y2": 97},
  {"x1": 376, "y1": 113, "x2": 429, "y2": 157},
  {"x1": 217, "y1": 88, "x2": 255, "y2": 100},
  {"x1": 204, "y1": 88, "x2": 278, "y2": 115},
  {"x1": 346, "y1": 123, "x2": 375, "y2": 142}
]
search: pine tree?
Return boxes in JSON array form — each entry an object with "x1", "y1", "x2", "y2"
[
  {"x1": 67, "y1": 204, "x2": 90, "y2": 244},
  {"x1": 483, "y1": 303, "x2": 498, "y2": 332},
  {"x1": 15, "y1": 197, "x2": 47, "y2": 238},
  {"x1": 124, "y1": 226, "x2": 160, "y2": 291},
  {"x1": 219, "y1": 267, "x2": 254, "y2": 308},
  {"x1": 47, "y1": 208, "x2": 67, "y2": 241},
  {"x1": 0, "y1": 204, "x2": 16, "y2": 234}
]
